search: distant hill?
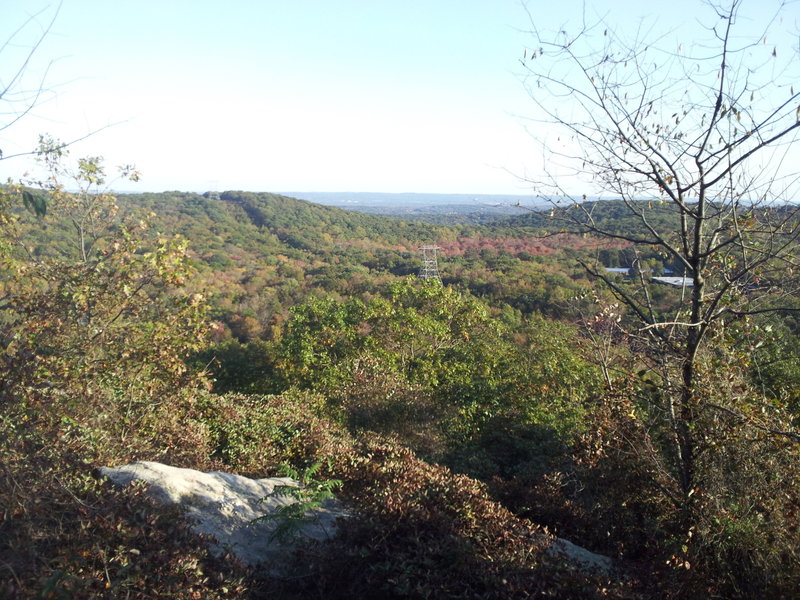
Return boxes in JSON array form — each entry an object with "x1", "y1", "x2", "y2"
[
  {"x1": 115, "y1": 190, "x2": 454, "y2": 258},
  {"x1": 282, "y1": 191, "x2": 545, "y2": 208},
  {"x1": 282, "y1": 192, "x2": 548, "y2": 223},
  {"x1": 498, "y1": 198, "x2": 680, "y2": 234}
]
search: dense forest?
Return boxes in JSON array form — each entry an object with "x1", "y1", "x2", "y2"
[
  {"x1": 3, "y1": 1, "x2": 800, "y2": 597},
  {"x1": 1, "y1": 157, "x2": 798, "y2": 598}
]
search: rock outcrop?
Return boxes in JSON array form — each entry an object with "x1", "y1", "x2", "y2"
[
  {"x1": 99, "y1": 461, "x2": 612, "y2": 575},
  {"x1": 98, "y1": 461, "x2": 343, "y2": 568},
  {"x1": 547, "y1": 537, "x2": 613, "y2": 574}
]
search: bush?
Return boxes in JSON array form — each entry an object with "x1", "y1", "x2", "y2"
[
  {"x1": 197, "y1": 390, "x2": 353, "y2": 477},
  {"x1": 267, "y1": 436, "x2": 627, "y2": 599},
  {"x1": 192, "y1": 339, "x2": 284, "y2": 395},
  {"x1": 0, "y1": 402, "x2": 249, "y2": 599}
]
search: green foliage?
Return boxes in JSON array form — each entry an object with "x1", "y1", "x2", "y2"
[
  {"x1": 0, "y1": 152, "x2": 245, "y2": 597},
  {"x1": 192, "y1": 338, "x2": 283, "y2": 395},
  {"x1": 447, "y1": 315, "x2": 600, "y2": 481},
  {"x1": 21, "y1": 189, "x2": 47, "y2": 217},
  {"x1": 747, "y1": 310, "x2": 800, "y2": 418},
  {"x1": 269, "y1": 437, "x2": 623, "y2": 599},
  {"x1": 197, "y1": 391, "x2": 353, "y2": 477},
  {"x1": 278, "y1": 294, "x2": 368, "y2": 387},
  {"x1": 274, "y1": 279, "x2": 603, "y2": 495},
  {"x1": 255, "y1": 461, "x2": 342, "y2": 543},
  {"x1": 1, "y1": 154, "x2": 213, "y2": 461},
  {"x1": 2, "y1": 136, "x2": 796, "y2": 597}
]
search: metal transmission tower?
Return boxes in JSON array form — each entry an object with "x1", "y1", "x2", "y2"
[{"x1": 418, "y1": 245, "x2": 442, "y2": 283}]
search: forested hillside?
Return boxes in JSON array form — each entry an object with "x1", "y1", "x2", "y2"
[
  {"x1": 3, "y1": 1, "x2": 800, "y2": 595},
  {"x1": 100, "y1": 190, "x2": 612, "y2": 341},
  {"x1": 2, "y1": 160, "x2": 799, "y2": 598}
]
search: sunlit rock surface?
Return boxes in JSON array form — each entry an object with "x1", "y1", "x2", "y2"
[
  {"x1": 98, "y1": 461, "x2": 343, "y2": 567},
  {"x1": 99, "y1": 461, "x2": 612, "y2": 575}
]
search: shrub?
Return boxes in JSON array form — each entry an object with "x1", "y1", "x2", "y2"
[
  {"x1": 197, "y1": 390, "x2": 354, "y2": 478},
  {"x1": 0, "y1": 406, "x2": 250, "y2": 600},
  {"x1": 267, "y1": 436, "x2": 628, "y2": 599}
]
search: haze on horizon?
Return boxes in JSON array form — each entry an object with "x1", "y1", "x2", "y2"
[{"x1": 1, "y1": 0, "x2": 790, "y2": 196}]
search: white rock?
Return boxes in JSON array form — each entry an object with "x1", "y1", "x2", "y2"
[
  {"x1": 99, "y1": 461, "x2": 613, "y2": 576},
  {"x1": 98, "y1": 461, "x2": 343, "y2": 568},
  {"x1": 547, "y1": 537, "x2": 614, "y2": 574}
]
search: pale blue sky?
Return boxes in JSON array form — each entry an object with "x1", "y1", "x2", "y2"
[{"x1": 1, "y1": 1, "x2": 795, "y2": 194}]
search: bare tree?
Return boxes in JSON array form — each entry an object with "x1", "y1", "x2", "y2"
[
  {"x1": 0, "y1": 2, "x2": 107, "y2": 164},
  {"x1": 0, "y1": 3, "x2": 61, "y2": 161},
  {"x1": 521, "y1": 0, "x2": 800, "y2": 526}
]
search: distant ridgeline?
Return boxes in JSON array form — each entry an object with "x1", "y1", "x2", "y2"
[
  {"x1": 501, "y1": 197, "x2": 798, "y2": 233},
  {"x1": 282, "y1": 191, "x2": 546, "y2": 209},
  {"x1": 283, "y1": 191, "x2": 548, "y2": 224},
  {"x1": 9, "y1": 187, "x2": 590, "y2": 266},
  {"x1": 116, "y1": 190, "x2": 451, "y2": 252},
  {"x1": 500, "y1": 198, "x2": 682, "y2": 233},
  {"x1": 10, "y1": 189, "x2": 697, "y2": 274}
]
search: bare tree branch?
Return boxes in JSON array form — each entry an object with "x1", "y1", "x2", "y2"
[{"x1": 520, "y1": 0, "x2": 800, "y2": 516}]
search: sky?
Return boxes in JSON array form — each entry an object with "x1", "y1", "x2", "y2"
[{"x1": 0, "y1": 0, "x2": 796, "y2": 195}]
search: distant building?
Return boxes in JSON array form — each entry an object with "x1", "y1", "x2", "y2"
[
  {"x1": 652, "y1": 276, "x2": 694, "y2": 288},
  {"x1": 603, "y1": 266, "x2": 692, "y2": 287}
]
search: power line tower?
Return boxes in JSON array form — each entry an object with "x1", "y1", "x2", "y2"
[{"x1": 418, "y1": 245, "x2": 442, "y2": 284}]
